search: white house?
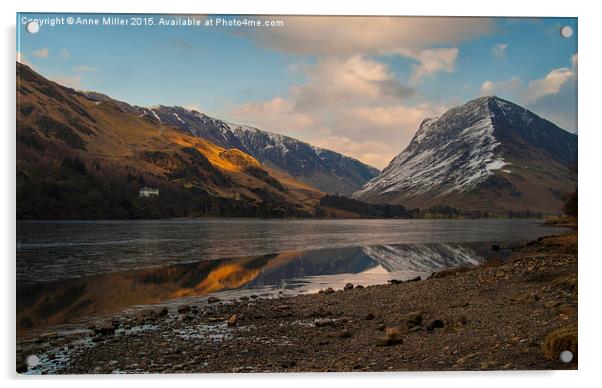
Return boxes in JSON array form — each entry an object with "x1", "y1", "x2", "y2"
[{"x1": 139, "y1": 187, "x2": 159, "y2": 198}]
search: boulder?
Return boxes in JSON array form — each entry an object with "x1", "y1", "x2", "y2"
[
  {"x1": 207, "y1": 296, "x2": 221, "y2": 304},
  {"x1": 426, "y1": 319, "x2": 445, "y2": 331},
  {"x1": 314, "y1": 318, "x2": 335, "y2": 327},
  {"x1": 177, "y1": 305, "x2": 191, "y2": 314},
  {"x1": 344, "y1": 283, "x2": 354, "y2": 291},
  {"x1": 400, "y1": 311, "x2": 423, "y2": 328},
  {"x1": 95, "y1": 323, "x2": 116, "y2": 336},
  {"x1": 227, "y1": 314, "x2": 238, "y2": 327},
  {"x1": 376, "y1": 326, "x2": 404, "y2": 346}
]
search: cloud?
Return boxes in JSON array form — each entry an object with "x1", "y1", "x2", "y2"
[
  {"x1": 225, "y1": 17, "x2": 494, "y2": 167},
  {"x1": 396, "y1": 48, "x2": 459, "y2": 84},
  {"x1": 288, "y1": 56, "x2": 415, "y2": 113},
  {"x1": 480, "y1": 66, "x2": 574, "y2": 104},
  {"x1": 492, "y1": 43, "x2": 508, "y2": 59},
  {"x1": 524, "y1": 67, "x2": 574, "y2": 102},
  {"x1": 481, "y1": 76, "x2": 521, "y2": 95},
  {"x1": 245, "y1": 16, "x2": 493, "y2": 56},
  {"x1": 32, "y1": 47, "x2": 49, "y2": 58},
  {"x1": 479, "y1": 57, "x2": 577, "y2": 131},
  {"x1": 229, "y1": 55, "x2": 447, "y2": 168}
]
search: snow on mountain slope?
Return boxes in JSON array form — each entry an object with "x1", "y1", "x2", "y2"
[
  {"x1": 354, "y1": 96, "x2": 577, "y2": 213},
  {"x1": 82, "y1": 95, "x2": 379, "y2": 195}
]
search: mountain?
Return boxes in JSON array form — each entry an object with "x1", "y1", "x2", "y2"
[
  {"x1": 353, "y1": 96, "x2": 577, "y2": 214},
  {"x1": 16, "y1": 62, "x2": 323, "y2": 219},
  {"x1": 83, "y1": 94, "x2": 379, "y2": 195}
]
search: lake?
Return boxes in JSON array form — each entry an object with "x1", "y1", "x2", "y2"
[{"x1": 16, "y1": 219, "x2": 568, "y2": 336}]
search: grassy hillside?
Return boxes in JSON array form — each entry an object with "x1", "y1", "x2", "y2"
[{"x1": 16, "y1": 63, "x2": 323, "y2": 219}]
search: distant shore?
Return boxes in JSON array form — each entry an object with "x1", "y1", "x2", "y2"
[{"x1": 17, "y1": 229, "x2": 577, "y2": 373}]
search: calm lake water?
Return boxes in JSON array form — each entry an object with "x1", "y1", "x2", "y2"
[{"x1": 17, "y1": 219, "x2": 568, "y2": 335}]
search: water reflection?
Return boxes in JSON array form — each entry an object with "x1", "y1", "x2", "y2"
[{"x1": 17, "y1": 242, "x2": 505, "y2": 337}]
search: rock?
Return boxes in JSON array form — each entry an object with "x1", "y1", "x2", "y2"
[
  {"x1": 491, "y1": 244, "x2": 500, "y2": 251},
  {"x1": 355, "y1": 285, "x2": 364, "y2": 289},
  {"x1": 16, "y1": 358, "x2": 28, "y2": 374},
  {"x1": 207, "y1": 296, "x2": 221, "y2": 304},
  {"x1": 344, "y1": 283, "x2": 354, "y2": 291},
  {"x1": 158, "y1": 307, "x2": 169, "y2": 317},
  {"x1": 365, "y1": 313, "x2": 375, "y2": 320},
  {"x1": 544, "y1": 301, "x2": 561, "y2": 309},
  {"x1": 320, "y1": 287, "x2": 335, "y2": 295},
  {"x1": 456, "y1": 357, "x2": 467, "y2": 365},
  {"x1": 177, "y1": 305, "x2": 191, "y2": 314},
  {"x1": 95, "y1": 324, "x2": 116, "y2": 336},
  {"x1": 426, "y1": 319, "x2": 445, "y2": 331},
  {"x1": 409, "y1": 325, "x2": 423, "y2": 332},
  {"x1": 227, "y1": 314, "x2": 238, "y2": 327},
  {"x1": 406, "y1": 276, "x2": 421, "y2": 282},
  {"x1": 314, "y1": 318, "x2": 335, "y2": 327},
  {"x1": 377, "y1": 323, "x2": 386, "y2": 331},
  {"x1": 338, "y1": 329, "x2": 352, "y2": 338},
  {"x1": 388, "y1": 279, "x2": 403, "y2": 285},
  {"x1": 376, "y1": 327, "x2": 404, "y2": 346},
  {"x1": 400, "y1": 311, "x2": 423, "y2": 328}
]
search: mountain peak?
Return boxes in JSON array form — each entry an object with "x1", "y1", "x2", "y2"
[{"x1": 353, "y1": 97, "x2": 577, "y2": 213}]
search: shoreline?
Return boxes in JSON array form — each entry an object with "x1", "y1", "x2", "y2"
[{"x1": 17, "y1": 231, "x2": 577, "y2": 373}]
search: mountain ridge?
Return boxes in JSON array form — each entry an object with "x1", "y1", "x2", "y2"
[
  {"x1": 354, "y1": 96, "x2": 577, "y2": 214},
  {"x1": 82, "y1": 93, "x2": 380, "y2": 195},
  {"x1": 16, "y1": 62, "x2": 323, "y2": 219}
]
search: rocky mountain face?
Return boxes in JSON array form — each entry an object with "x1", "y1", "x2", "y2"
[
  {"x1": 16, "y1": 63, "x2": 322, "y2": 219},
  {"x1": 354, "y1": 96, "x2": 577, "y2": 213},
  {"x1": 83, "y1": 95, "x2": 379, "y2": 195}
]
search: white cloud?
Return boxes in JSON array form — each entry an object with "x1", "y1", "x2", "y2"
[
  {"x1": 226, "y1": 17, "x2": 495, "y2": 167},
  {"x1": 479, "y1": 56, "x2": 577, "y2": 131},
  {"x1": 480, "y1": 66, "x2": 574, "y2": 104},
  {"x1": 32, "y1": 47, "x2": 49, "y2": 58},
  {"x1": 396, "y1": 48, "x2": 459, "y2": 84},
  {"x1": 228, "y1": 55, "x2": 447, "y2": 169},
  {"x1": 247, "y1": 16, "x2": 492, "y2": 56},
  {"x1": 480, "y1": 76, "x2": 521, "y2": 95},
  {"x1": 492, "y1": 43, "x2": 508, "y2": 59},
  {"x1": 524, "y1": 67, "x2": 574, "y2": 102}
]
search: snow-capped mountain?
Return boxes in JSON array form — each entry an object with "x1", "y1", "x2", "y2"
[
  {"x1": 354, "y1": 96, "x2": 577, "y2": 213},
  {"x1": 83, "y1": 93, "x2": 379, "y2": 194}
]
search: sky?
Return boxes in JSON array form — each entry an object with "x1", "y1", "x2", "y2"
[{"x1": 17, "y1": 14, "x2": 577, "y2": 169}]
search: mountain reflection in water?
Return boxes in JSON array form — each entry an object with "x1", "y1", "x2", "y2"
[{"x1": 17, "y1": 242, "x2": 501, "y2": 336}]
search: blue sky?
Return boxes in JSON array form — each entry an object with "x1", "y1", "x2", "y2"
[{"x1": 17, "y1": 14, "x2": 577, "y2": 168}]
